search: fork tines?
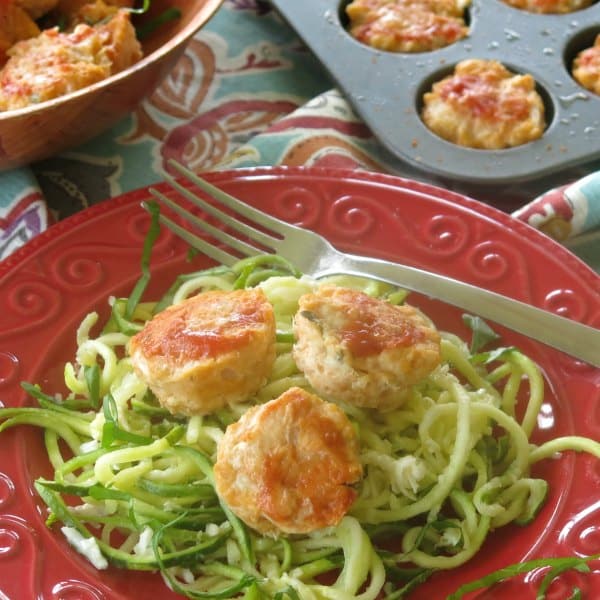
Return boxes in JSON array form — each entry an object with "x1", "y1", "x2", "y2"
[{"x1": 147, "y1": 161, "x2": 280, "y2": 267}]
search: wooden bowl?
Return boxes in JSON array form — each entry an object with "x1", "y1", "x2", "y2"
[{"x1": 0, "y1": 0, "x2": 223, "y2": 170}]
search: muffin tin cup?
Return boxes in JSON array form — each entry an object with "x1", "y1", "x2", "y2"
[{"x1": 272, "y1": 0, "x2": 600, "y2": 185}]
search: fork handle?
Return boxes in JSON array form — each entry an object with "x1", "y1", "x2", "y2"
[{"x1": 331, "y1": 254, "x2": 600, "y2": 368}]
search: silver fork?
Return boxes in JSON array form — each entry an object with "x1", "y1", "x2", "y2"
[{"x1": 147, "y1": 161, "x2": 600, "y2": 368}]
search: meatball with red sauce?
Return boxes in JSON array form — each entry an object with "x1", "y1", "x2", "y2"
[
  {"x1": 129, "y1": 288, "x2": 276, "y2": 416},
  {"x1": 421, "y1": 59, "x2": 545, "y2": 149},
  {"x1": 292, "y1": 285, "x2": 441, "y2": 410},
  {"x1": 214, "y1": 386, "x2": 363, "y2": 536}
]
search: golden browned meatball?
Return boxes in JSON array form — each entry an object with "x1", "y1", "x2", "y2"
[
  {"x1": 213, "y1": 386, "x2": 362, "y2": 536},
  {"x1": 292, "y1": 285, "x2": 441, "y2": 410},
  {"x1": 421, "y1": 59, "x2": 545, "y2": 149},
  {"x1": 0, "y1": 10, "x2": 142, "y2": 110},
  {"x1": 573, "y1": 34, "x2": 600, "y2": 95},
  {"x1": 0, "y1": 3, "x2": 40, "y2": 66},
  {"x1": 94, "y1": 8, "x2": 142, "y2": 73},
  {"x1": 346, "y1": 0, "x2": 470, "y2": 53},
  {"x1": 129, "y1": 289, "x2": 276, "y2": 417},
  {"x1": 501, "y1": 0, "x2": 592, "y2": 13},
  {"x1": 61, "y1": 0, "x2": 135, "y2": 27}
]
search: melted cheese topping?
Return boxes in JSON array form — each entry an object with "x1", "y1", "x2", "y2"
[
  {"x1": 346, "y1": 0, "x2": 470, "y2": 52},
  {"x1": 421, "y1": 58, "x2": 546, "y2": 149},
  {"x1": 292, "y1": 285, "x2": 441, "y2": 409},
  {"x1": 135, "y1": 289, "x2": 272, "y2": 363},
  {"x1": 501, "y1": 0, "x2": 593, "y2": 14},
  {"x1": 214, "y1": 386, "x2": 362, "y2": 535},
  {"x1": 572, "y1": 34, "x2": 600, "y2": 95},
  {"x1": 128, "y1": 288, "x2": 276, "y2": 417}
]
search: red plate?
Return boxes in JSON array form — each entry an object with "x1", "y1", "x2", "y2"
[{"x1": 0, "y1": 167, "x2": 599, "y2": 600}]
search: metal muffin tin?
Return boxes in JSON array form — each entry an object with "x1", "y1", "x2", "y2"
[{"x1": 271, "y1": 0, "x2": 600, "y2": 185}]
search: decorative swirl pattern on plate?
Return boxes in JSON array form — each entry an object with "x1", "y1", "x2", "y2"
[
  {"x1": 0, "y1": 473, "x2": 15, "y2": 508},
  {"x1": 0, "y1": 353, "x2": 19, "y2": 390},
  {"x1": 1, "y1": 280, "x2": 63, "y2": 337},
  {"x1": 126, "y1": 207, "x2": 155, "y2": 243},
  {"x1": 558, "y1": 498, "x2": 600, "y2": 556},
  {"x1": 465, "y1": 241, "x2": 536, "y2": 306},
  {"x1": 525, "y1": 566, "x2": 590, "y2": 599},
  {"x1": 418, "y1": 214, "x2": 471, "y2": 257},
  {"x1": 0, "y1": 515, "x2": 38, "y2": 559},
  {"x1": 272, "y1": 185, "x2": 322, "y2": 229},
  {"x1": 327, "y1": 194, "x2": 380, "y2": 239},
  {"x1": 544, "y1": 289, "x2": 589, "y2": 322},
  {"x1": 559, "y1": 500, "x2": 600, "y2": 556},
  {"x1": 48, "y1": 250, "x2": 107, "y2": 292},
  {"x1": 0, "y1": 525, "x2": 19, "y2": 558},
  {"x1": 465, "y1": 240, "x2": 514, "y2": 282},
  {"x1": 51, "y1": 580, "x2": 105, "y2": 600},
  {"x1": 0, "y1": 516, "x2": 42, "y2": 598},
  {"x1": 575, "y1": 520, "x2": 600, "y2": 558}
]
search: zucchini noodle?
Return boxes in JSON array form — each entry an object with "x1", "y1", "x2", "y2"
[{"x1": 1, "y1": 251, "x2": 599, "y2": 600}]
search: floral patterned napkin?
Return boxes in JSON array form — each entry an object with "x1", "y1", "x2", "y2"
[{"x1": 0, "y1": 0, "x2": 598, "y2": 272}]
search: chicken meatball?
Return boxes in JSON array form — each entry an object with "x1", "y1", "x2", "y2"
[
  {"x1": 346, "y1": 0, "x2": 470, "y2": 53},
  {"x1": 292, "y1": 285, "x2": 441, "y2": 409},
  {"x1": 0, "y1": 3, "x2": 40, "y2": 66},
  {"x1": 61, "y1": 0, "x2": 135, "y2": 27},
  {"x1": 129, "y1": 289, "x2": 276, "y2": 417},
  {"x1": 501, "y1": 0, "x2": 593, "y2": 13},
  {"x1": 213, "y1": 386, "x2": 362, "y2": 536},
  {"x1": 0, "y1": 9, "x2": 141, "y2": 111},
  {"x1": 572, "y1": 34, "x2": 600, "y2": 95},
  {"x1": 421, "y1": 59, "x2": 545, "y2": 149}
]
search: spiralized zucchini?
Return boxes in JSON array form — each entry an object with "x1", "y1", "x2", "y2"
[{"x1": 2, "y1": 251, "x2": 600, "y2": 600}]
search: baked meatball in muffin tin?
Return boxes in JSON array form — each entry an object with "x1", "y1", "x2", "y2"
[
  {"x1": 271, "y1": 0, "x2": 600, "y2": 184},
  {"x1": 500, "y1": 0, "x2": 594, "y2": 14},
  {"x1": 346, "y1": 0, "x2": 470, "y2": 53},
  {"x1": 572, "y1": 33, "x2": 600, "y2": 95},
  {"x1": 421, "y1": 58, "x2": 546, "y2": 149}
]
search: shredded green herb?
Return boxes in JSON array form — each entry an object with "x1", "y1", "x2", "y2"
[
  {"x1": 462, "y1": 314, "x2": 501, "y2": 353},
  {"x1": 448, "y1": 554, "x2": 599, "y2": 600},
  {"x1": 126, "y1": 200, "x2": 161, "y2": 319}
]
